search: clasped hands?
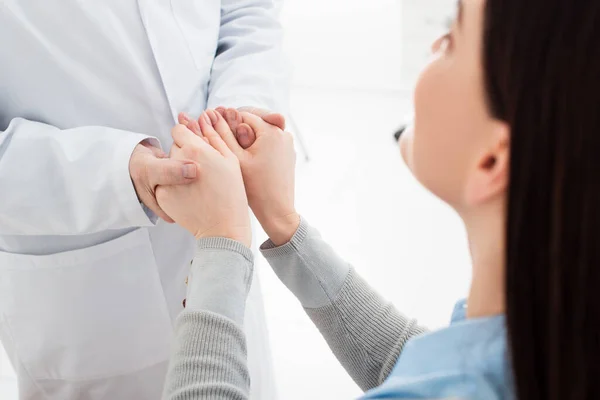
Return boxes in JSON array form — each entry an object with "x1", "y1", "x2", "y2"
[{"x1": 155, "y1": 108, "x2": 300, "y2": 248}]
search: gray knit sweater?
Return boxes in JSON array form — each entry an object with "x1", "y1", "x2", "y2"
[{"x1": 162, "y1": 218, "x2": 428, "y2": 399}]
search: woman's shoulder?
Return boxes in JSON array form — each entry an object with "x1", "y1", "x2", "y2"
[{"x1": 360, "y1": 305, "x2": 511, "y2": 400}]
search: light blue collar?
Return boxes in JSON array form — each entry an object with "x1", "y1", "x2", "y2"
[
  {"x1": 392, "y1": 300, "x2": 507, "y2": 376},
  {"x1": 362, "y1": 300, "x2": 513, "y2": 399}
]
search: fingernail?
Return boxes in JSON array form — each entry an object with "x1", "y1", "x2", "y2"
[
  {"x1": 225, "y1": 109, "x2": 236, "y2": 122},
  {"x1": 237, "y1": 126, "x2": 249, "y2": 137},
  {"x1": 180, "y1": 113, "x2": 191, "y2": 123},
  {"x1": 182, "y1": 164, "x2": 196, "y2": 179},
  {"x1": 202, "y1": 112, "x2": 212, "y2": 126},
  {"x1": 238, "y1": 132, "x2": 248, "y2": 145},
  {"x1": 215, "y1": 106, "x2": 226, "y2": 115},
  {"x1": 207, "y1": 109, "x2": 218, "y2": 125}
]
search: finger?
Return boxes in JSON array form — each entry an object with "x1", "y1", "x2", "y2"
[
  {"x1": 198, "y1": 110, "x2": 234, "y2": 157},
  {"x1": 202, "y1": 110, "x2": 244, "y2": 156},
  {"x1": 189, "y1": 120, "x2": 211, "y2": 144},
  {"x1": 210, "y1": 110, "x2": 238, "y2": 156},
  {"x1": 236, "y1": 123, "x2": 257, "y2": 149},
  {"x1": 150, "y1": 202, "x2": 176, "y2": 224},
  {"x1": 147, "y1": 158, "x2": 198, "y2": 188},
  {"x1": 178, "y1": 112, "x2": 191, "y2": 125},
  {"x1": 238, "y1": 107, "x2": 286, "y2": 130},
  {"x1": 197, "y1": 111, "x2": 220, "y2": 144},
  {"x1": 215, "y1": 106, "x2": 226, "y2": 116},
  {"x1": 262, "y1": 113, "x2": 286, "y2": 130},
  {"x1": 188, "y1": 120, "x2": 203, "y2": 137},
  {"x1": 224, "y1": 108, "x2": 243, "y2": 135},
  {"x1": 212, "y1": 109, "x2": 235, "y2": 137},
  {"x1": 159, "y1": 213, "x2": 175, "y2": 224},
  {"x1": 171, "y1": 124, "x2": 208, "y2": 149},
  {"x1": 178, "y1": 112, "x2": 205, "y2": 139},
  {"x1": 185, "y1": 118, "x2": 210, "y2": 144},
  {"x1": 240, "y1": 112, "x2": 275, "y2": 137}
]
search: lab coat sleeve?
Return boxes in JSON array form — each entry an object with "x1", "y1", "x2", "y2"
[
  {"x1": 206, "y1": 0, "x2": 290, "y2": 113},
  {"x1": 0, "y1": 117, "x2": 160, "y2": 235}
]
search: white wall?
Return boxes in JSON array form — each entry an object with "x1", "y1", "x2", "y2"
[
  {"x1": 282, "y1": 0, "x2": 404, "y2": 92},
  {"x1": 264, "y1": 1, "x2": 467, "y2": 399}
]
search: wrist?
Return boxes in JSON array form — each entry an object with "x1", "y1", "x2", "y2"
[
  {"x1": 260, "y1": 212, "x2": 301, "y2": 246},
  {"x1": 194, "y1": 225, "x2": 252, "y2": 248}
]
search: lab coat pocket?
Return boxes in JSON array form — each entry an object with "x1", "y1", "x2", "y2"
[
  {"x1": 170, "y1": 0, "x2": 220, "y2": 71},
  {"x1": 0, "y1": 228, "x2": 173, "y2": 381}
]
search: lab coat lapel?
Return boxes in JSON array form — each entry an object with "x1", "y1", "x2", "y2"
[{"x1": 136, "y1": 0, "x2": 204, "y2": 122}]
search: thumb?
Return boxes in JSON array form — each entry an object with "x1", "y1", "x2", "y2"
[
  {"x1": 238, "y1": 107, "x2": 286, "y2": 130},
  {"x1": 262, "y1": 113, "x2": 286, "y2": 130},
  {"x1": 236, "y1": 123, "x2": 257, "y2": 149},
  {"x1": 147, "y1": 158, "x2": 198, "y2": 187}
]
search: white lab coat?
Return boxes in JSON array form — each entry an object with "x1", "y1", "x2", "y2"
[{"x1": 0, "y1": 0, "x2": 288, "y2": 399}]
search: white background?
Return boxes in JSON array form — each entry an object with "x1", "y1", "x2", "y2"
[{"x1": 1, "y1": 1, "x2": 468, "y2": 399}]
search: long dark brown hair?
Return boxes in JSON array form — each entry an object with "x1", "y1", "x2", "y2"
[{"x1": 482, "y1": 1, "x2": 600, "y2": 399}]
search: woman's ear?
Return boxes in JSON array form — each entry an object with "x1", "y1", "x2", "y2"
[{"x1": 464, "y1": 122, "x2": 510, "y2": 206}]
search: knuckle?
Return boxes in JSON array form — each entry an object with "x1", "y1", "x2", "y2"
[
  {"x1": 203, "y1": 128, "x2": 217, "y2": 138},
  {"x1": 181, "y1": 144, "x2": 201, "y2": 160},
  {"x1": 189, "y1": 146, "x2": 203, "y2": 160},
  {"x1": 162, "y1": 165, "x2": 179, "y2": 183}
]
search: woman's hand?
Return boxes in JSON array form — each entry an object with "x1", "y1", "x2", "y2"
[
  {"x1": 155, "y1": 120, "x2": 251, "y2": 247},
  {"x1": 203, "y1": 109, "x2": 299, "y2": 246}
]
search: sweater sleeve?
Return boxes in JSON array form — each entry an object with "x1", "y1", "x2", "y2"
[
  {"x1": 163, "y1": 218, "x2": 429, "y2": 399},
  {"x1": 163, "y1": 238, "x2": 254, "y2": 400},
  {"x1": 261, "y1": 218, "x2": 429, "y2": 391}
]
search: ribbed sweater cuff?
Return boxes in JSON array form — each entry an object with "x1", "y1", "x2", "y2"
[
  {"x1": 196, "y1": 237, "x2": 254, "y2": 262},
  {"x1": 259, "y1": 217, "x2": 351, "y2": 309},
  {"x1": 187, "y1": 239, "x2": 254, "y2": 325},
  {"x1": 259, "y1": 217, "x2": 310, "y2": 257}
]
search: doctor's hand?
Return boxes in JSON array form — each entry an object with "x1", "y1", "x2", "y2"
[
  {"x1": 205, "y1": 109, "x2": 299, "y2": 246},
  {"x1": 214, "y1": 106, "x2": 286, "y2": 150},
  {"x1": 179, "y1": 107, "x2": 285, "y2": 149},
  {"x1": 155, "y1": 122, "x2": 252, "y2": 247},
  {"x1": 129, "y1": 141, "x2": 198, "y2": 223}
]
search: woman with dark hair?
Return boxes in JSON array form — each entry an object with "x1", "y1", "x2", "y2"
[{"x1": 155, "y1": 0, "x2": 600, "y2": 398}]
